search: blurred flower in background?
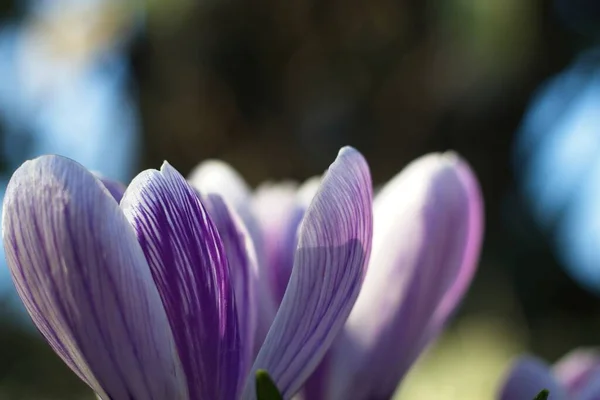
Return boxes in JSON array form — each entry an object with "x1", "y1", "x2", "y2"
[
  {"x1": 514, "y1": 48, "x2": 600, "y2": 294},
  {"x1": 0, "y1": 0, "x2": 142, "y2": 298},
  {"x1": 499, "y1": 348, "x2": 600, "y2": 399}
]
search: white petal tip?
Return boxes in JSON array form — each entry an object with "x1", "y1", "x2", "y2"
[
  {"x1": 339, "y1": 146, "x2": 358, "y2": 156},
  {"x1": 441, "y1": 151, "x2": 460, "y2": 162}
]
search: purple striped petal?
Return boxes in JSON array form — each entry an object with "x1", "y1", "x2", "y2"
[
  {"x1": 553, "y1": 348, "x2": 600, "y2": 396},
  {"x1": 121, "y1": 163, "x2": 242, "y2": 400},
  {"x1": 203, "y1": 193, "x2": 259, "y2": 380},
  {"x1": 243, "y1": 146, "x2": 373, "y2": 399},
  {"x1": 499, "y1": 356, "x2": 567, "y2": 400},
  {"x1": 252, "y1": 183, "x2": 304, "y2": 305},
  {"x1": 188, "y1": 160, "x2": 261, "y2": 249},
  {"x1": 2, "y1": 156, "x2": 185, "y2": 399},
  {"x1": 189, "y1": 160, "x2": 277, "y2": 353},
  {"x1": 328, "y1": 153, "x2": 483, "y2": 400}
]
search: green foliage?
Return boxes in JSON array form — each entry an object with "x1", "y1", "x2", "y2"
[
  {"x1": 255, "y1": 369, "x2": 283, "y2": 400},
  {"x1": 533, "y1": 389, "x2": 549, "y2": 400}
]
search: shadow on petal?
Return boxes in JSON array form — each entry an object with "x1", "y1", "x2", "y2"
[{"x1": 244, "y1": 146, "x2": 373, "y2": 400}]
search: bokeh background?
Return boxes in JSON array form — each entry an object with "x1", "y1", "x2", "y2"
[{"x1": 1, "y1": 0, "x2": 600, "y2": 398}]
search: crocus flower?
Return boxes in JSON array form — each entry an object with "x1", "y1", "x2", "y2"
[
  {"x1": 191, "y1": 152, "x2": 484, "y2": 399},
  {"x1": 189, "y1": 163, "x2": 324, "y2": 357},
  {"x1": 2, "y1": 146, "x2": 373, "y2": 400},
  {"x1": 499, "y1": 349, "x2": 600, "y2": 400}
]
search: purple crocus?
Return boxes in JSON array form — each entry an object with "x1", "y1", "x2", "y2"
[
  {"x1": 499, "y1": 349, "x2": 600, "y2": 400},
  {"x1": 2, "y1": 146, "x2": 373, "y2": 400},
  {"x1": 190, "y1": 152, "x2": 484, "y2": 399}
]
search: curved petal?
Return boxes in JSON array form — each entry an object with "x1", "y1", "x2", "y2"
[
  {"x1": 423, "y1": 157, "x2": 484, "y2": 332},
  {"x1": 188, "y1": 160, "x2": 253, "y2": 213},
  {"x1": 121, "y1": 163, "x2": 241, "y2": 400},
  {"x1": 498, "y1": 356, "x2": 567, "y2": 400},
  {"x1": 203, "y1": 192, "x2": 259, "y2": 381},
  {"x1": 189, "y1": 160, "x2": 277, "y2": 353},
  {"x1": 553, "y1": 348, "x2": 600, "y2": 395},
  {"x1": 329, "y1": 152, "x2": 484, "y2": 400},
  {"x1": 243, "y1": 146, "x2": 373, "y2": 399},
  {"x1": 92, "y1": 172, "x2": 127, "y2": 203},
  {"x1": 99, "y1": 178, "x2": 126, "y2": 202},
  {"x1": 2, "y1": 156, "x2": 185, "y2": 399},
  {"x1": 252, "y1": 182, "x2": 304, "y2": 304},
  {"x1": 252, "y1": 176, "x2": 323, "y2": 306},
  {"x1": 188, "y1": 160, "x2": 260, "y2": 247}
]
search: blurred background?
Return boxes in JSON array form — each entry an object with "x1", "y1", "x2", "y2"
[{"x1": 1, "y1": 0, "x2": 600, "y2": 398}]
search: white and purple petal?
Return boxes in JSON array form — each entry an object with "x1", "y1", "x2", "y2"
[
  {"x1": 252, "y1": 183, "x2": 304, "y2": 305},
  {"x1": 2, "y1": 156, "x2": 185, "y2": 399},
  {"x1": 327, "y1": 153, "x2": 483, "y2": 400},
  {"x1": 203, "y1": 192, "x2": 259, "y2": 379},
  {"x1": 244, "y1": 146, "x2": 373, "y2": 399},
  {"x1": 188, "y1": 160, "x2": 254, "y2": 215},
  {"x1": 121, "y1": 163, "x2": 241, "y2": 400},
  {"x1": 189, "y1": 159, "x2": 277, "y2": 353},
  {"x1": 252, "y1": 176, "x2": 322, "y2": 307},
  {"x1": 188, "y1": 160, "x2": 261, "y2": 250},
  {"x1": 413, "y1": 154, "x2": 484, "y2": 353},
  {"x1": 499, "y1": 356, "x2": 567, "y2": 400},
  {"x1": 93, "y1": 172, "x2": 127, "y2": 203}
]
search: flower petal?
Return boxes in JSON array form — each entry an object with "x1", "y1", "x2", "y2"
[
  {"x1": 553, "y1": 348, "x2": 600, "y2": 396},
  {"x1": 188, "y1": 160, "x2": 254, "y2": 215},
  {"x1": 423, "y1": 157, "x2": 484, "y2": 332},
  {"x1": 499, "y1": 356, "x2": 567, "y2": 400},
  {"x1": 410, "y1": 155, "x2": 484, "y2": 359},
  {"x1": 121, "y1": 163, "x2": 242, "y2": 400},
  {"x1": 189, "y1": 160, "x2": 277, "y2": 352},
  {"x1": 252, "y1": 176, "x2": 322, "y2": 307},
  {"x1": 243, "y1": 146, "x2": 373, "y2": 399},
  {"x1": 203, "y1": 192, "x2": 259, "y2": 379},
  {"x1": 328, "y1": 153, "x2": 483, "y2": 400},
  {"x1": 252, "y1": 182, "x2": 304, "y2": 304},
  {"x1": 578, "y1": 371, "x2": 600, "y2": 400},
  {"x1": 188, "y1": 160, "x2": 261, "y2": 247},
  {"x1": 92, "y1": 173, "x2": 127, "y2": 203},
  {"x1": 2, "y1": 156, "x2": 185, "y2": 399}
]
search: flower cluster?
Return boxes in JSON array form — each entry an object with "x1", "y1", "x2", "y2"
[{"x1": 2, "y1": 146, "x2": 483, "y2": 400}]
